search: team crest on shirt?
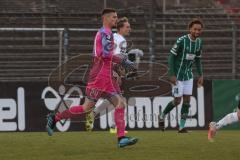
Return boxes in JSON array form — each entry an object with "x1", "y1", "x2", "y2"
[{"x1": 186, "y1": 53, "x2": 196, "y2": 60}]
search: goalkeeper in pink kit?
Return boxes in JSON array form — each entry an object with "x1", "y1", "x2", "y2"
[{"x1": 46, "y1": 8, "x2": 138, "y2": 148}]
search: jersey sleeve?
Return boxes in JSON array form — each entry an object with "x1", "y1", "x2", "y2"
[
  {"x1": 168, "y1": 37, "x2": 183, "y2": 76},
  {"x1": 101, "y1": 31, "x2": 133, "y2": 68},
  {"x1": 101, "y1": 31, "x2": 114, "y2": 58},
  {"x1": 170, "y1": 38, "x2": 183, "y2": 56},
  {"x1": 168, "y1": 53, "x2": 176, "y2": 76},
  {"x1": 196, "y1": 39, "x2": 202, "y2": 58}
]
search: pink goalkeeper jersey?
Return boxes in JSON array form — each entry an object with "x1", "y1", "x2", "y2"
[{"x1": 87, "y1": 27, "x2": 121, "y2": 93}]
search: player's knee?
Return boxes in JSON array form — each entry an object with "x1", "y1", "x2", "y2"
[
  {"x1": 102, "y1": 99, "x2": 111, "y2": 106},
  {"x1": 83, "y1": 100, "x2": 95, "y2": 111},
  {"x1": 174, "y1": 98, "x2": 181, "y2": 106},
  {"x1": 112, "y1": 98, "x2": 126, "y2": 108},
  {"x1": 183, "y1": 95, "x2": 190, "y2": 103},
  {"x1": 183, "y1": 98, "x2": 190, "y2": 104},
  {"x1": 119, "y1": 99, "x2": 126, "y2": 107},
  {"x1": 116, "y1": 96, "x2": 126, "y2": 106},
  {"x1": 122, "y1": 97, "x2": 127, "y2": 105},
  {"x1": 83, "y1": 105, "x2": 93, "y2": 112}
]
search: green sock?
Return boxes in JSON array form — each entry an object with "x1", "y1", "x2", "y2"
[
  {"x1": 179, "y1": 103, "x2": 190, "y2": 130},
  {"x1": 179, "y1": 119, "x2": 186, "y2": 130},
  {"x1": 162, "y1": 101, "x2": 175, "y2": 117}
]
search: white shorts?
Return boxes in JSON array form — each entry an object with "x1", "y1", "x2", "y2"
[{"x1": 172, "y1": 79, "x2": 193, "y2": 97}]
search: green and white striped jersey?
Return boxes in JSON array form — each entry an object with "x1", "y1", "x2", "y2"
[{"x1": 169, "y1": 34, "x2": 203, "y2": 81}]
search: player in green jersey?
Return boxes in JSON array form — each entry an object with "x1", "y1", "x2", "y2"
[{"x1": 159, "y1": 19, "x2": 204, "y2": 133}]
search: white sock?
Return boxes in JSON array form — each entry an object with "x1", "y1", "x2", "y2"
[
  {"x1": 94, "y1": 99, "x2": 111, "y2": 115},
  {"x1": 216, "y1": 112, "x2": 239, "y2": 130},
  {"x1": 94, "y1": 99, "x2": 116, "y2": 127},
  {"x1": 111, "y1": 108, "x2": 115, "y2": 127}
]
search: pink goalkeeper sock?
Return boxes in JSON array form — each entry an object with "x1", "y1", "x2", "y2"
[
  {"x1": 114, "y1": 107, "x2": 125, "y2": 138},
  {"x1": 55, "y1": 105, "x2": 84, "y2": 122}
]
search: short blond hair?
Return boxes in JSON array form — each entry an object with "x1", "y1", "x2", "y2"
[{"x1": 116, "y1": 17, "x2": 129, "y2": 31}]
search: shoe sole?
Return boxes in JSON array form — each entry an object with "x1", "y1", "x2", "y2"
[
  {"x1": 128, "y1": 138, "x2": 138, "y2": 146},
  {"x1": 119, "y1": 138, "x2": 139, "y2": 148},
  {"x1": 178, "y1": 131, "x2": 189, "y2": 133},
  {"x1": 46, "y1": 126, "x2": 53, "y2": 136},
  {"x1": 178, "y1": 129, "x2": 190, "y2": 133},
  {"x1": 46, "y1": 114, "x2": 55, "y2": 136}
]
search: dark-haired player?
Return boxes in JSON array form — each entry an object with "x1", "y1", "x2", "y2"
[{"x1": 159, "y1": 19, "x2": 204, "y2": 133}]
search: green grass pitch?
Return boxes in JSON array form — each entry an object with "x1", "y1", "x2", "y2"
[{"x1": 0, "y1": 130, "x2": 240, "y2": 160}]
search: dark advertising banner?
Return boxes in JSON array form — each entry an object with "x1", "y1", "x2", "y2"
[
  {"x1": 212, "y1": 80, "x2": 240, "y2": 129},
  {"x1": 0, "y1": 80, "x2": 212, "y2": 132}
]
